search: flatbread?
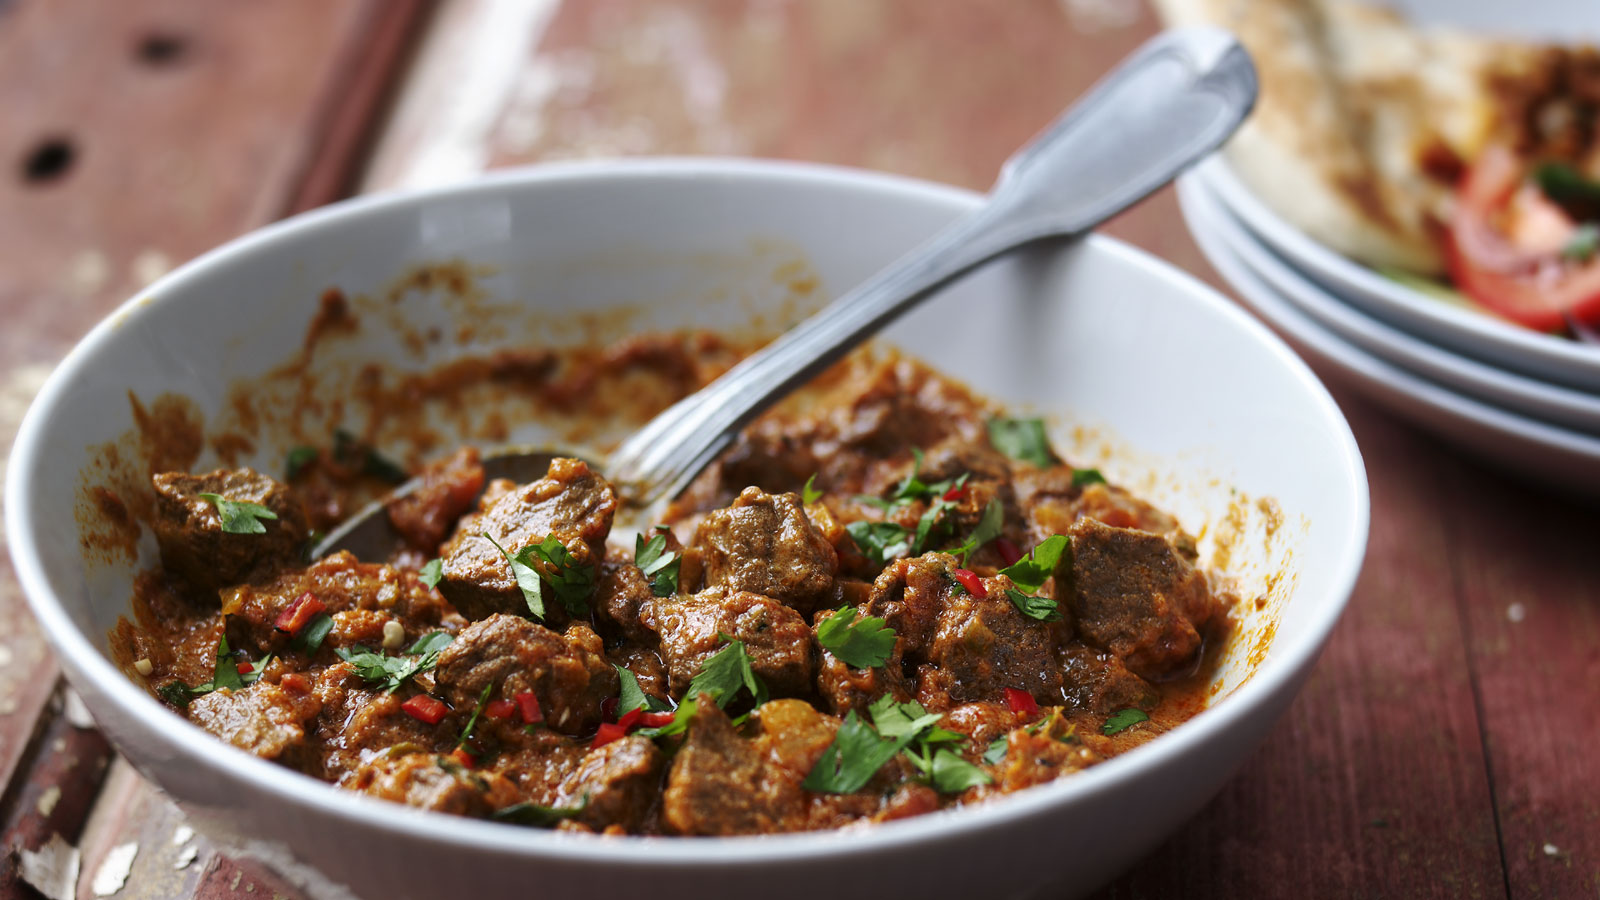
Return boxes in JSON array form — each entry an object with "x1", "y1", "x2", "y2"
[{"x1": 1156, "y1": 0, "x2": 1597, "y2": 276}]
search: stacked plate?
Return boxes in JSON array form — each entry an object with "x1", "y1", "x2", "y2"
[{"x1": 1177, "y1": 158, "x2": 1600, "y2": 496}]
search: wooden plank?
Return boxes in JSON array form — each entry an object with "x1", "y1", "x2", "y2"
[
  {"x1": 0, "y1": 705, "x2": 113, "y2": 900},
  {"x1": 1093, "y1": 391, "x2": 1508, "y2": 898},
  {"x1": 1437, "y1": 457, "x2": 1600, "y2": 898}
]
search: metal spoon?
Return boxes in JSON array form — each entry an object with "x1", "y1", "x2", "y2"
[{"x1": 316, "y1": 27, "x2": 1257, "y2": 561}]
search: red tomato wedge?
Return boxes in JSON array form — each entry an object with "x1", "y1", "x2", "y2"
[{"x1": 1446, "y1": 145, "x2": 1600, "y2": 331}]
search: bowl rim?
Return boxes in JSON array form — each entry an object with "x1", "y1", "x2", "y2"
[
  {"x1": 6, "y1": 156, "x2": 1369, "y2": 866},
  {"x1": 1192, "y1": 156, "x2": 1600, "y2": 389}
]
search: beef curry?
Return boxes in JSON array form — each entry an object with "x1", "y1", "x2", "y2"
[{"x1": 117, "y1": 346, "x2": 1235, "y2": 836}]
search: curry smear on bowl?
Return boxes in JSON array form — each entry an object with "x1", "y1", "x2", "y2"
[{"x1": 89, "y1": 266, "x2": 1266, "y2": 837}]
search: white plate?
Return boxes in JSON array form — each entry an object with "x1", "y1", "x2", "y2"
[
  {"x1": 1191, "y1": 158, "x2": 1600, "y2": 393},
  {"x1": 1181, "y1": 175, "x2": 1600, "y2": 436},
  {"x1": 1178, "y1": 176, "x2": 1600, "y2": 496}
]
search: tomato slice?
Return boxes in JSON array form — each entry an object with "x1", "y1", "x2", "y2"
[{"x1": 1446, "y1": 145, "x2": 1600, "y2": 331}]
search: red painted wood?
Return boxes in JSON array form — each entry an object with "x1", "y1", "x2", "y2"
[{"x1": 0, "y1": 710, "x2": 113, "y2": 900}]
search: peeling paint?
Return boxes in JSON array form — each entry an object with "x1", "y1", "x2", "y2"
[
  {"x1": 91, "y1": 841, "x2": 139, "y2": 896},
  {"x1": 15, "y1": 832, "x2": 79, "y2": 900}
]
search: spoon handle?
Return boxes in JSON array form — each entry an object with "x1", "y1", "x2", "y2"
[{"x1": 607, "y1": 27, "x2": 1257, "y2": 506}]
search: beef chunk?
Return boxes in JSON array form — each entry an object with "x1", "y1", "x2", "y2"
[
  {"x1": 1066, "y1": 517, "x2": 1219, "y2": 680},
  {"x1": 151, "y1": 468, "x2": 309, "y2": 599},
  {"x1": 691, "y1": 487, "x2": 837, "y2": 614},
  {"x1": 651, "y1": 587, "x2": 815, "y2": 700},
  {"x1": 436, "y1": 458, "x2": 616, "y2": 621},
  {"x1": 593, "y1": 551, "x2": 659, "y2": 644},
  {"x1": 1060, "y1": 644, "x2": 1158, "y2": 715},
  {"x1": 864, "y1": 553, "x2": 1061, "y2": 708},
  {"x1": 220, "y1": 550, "x2": 456, "y2": 657},
  {"x1": 662, "y1": 699, "x2": 806, "y2": 835},
  {"x1": 433, "y1": 614, "x2": 617, "y2": 735},
  {"x1": 814, "y1": 608, "x2": 911, "y2": 716},
  {"x1": 386, "y1": 446, "x2": 485, "y2": 552},
  {"x1": 187, "y1": 682, "x2": 318, "y2": 762},
  {"x1": 351, "y1": 753, "x2": 518, "y2": 817},
  {"x1": 310, "y1": 667, "x2": 445, "y2": 782},
  {"x1": 1014, "y1": 467, "x2": 1185, "y2": 547},
  {"x1": 557, "y1": 736, "x2": 664, "y2": 832},
  {"x1": 940, "y1": 701, "x2": 1023, "y2": 745}
]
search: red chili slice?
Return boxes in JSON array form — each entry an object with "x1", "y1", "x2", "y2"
[
  {"x1": 401, "y1": 694, "x2": 448, "y2": 725},
  {"x1": 273, "y1": 591, "x2": 326, "y2": 635},
  {"x1": 485, "y1": 698, "x2": 517, "y2": 720},
  {"x1": 952, "y1": 568, "x2": 986, "y2": 599},
  {"x1": 637, "y1": 711, "x2": 676, "y2": 728},
  {"x1": 994, "y1": 537, "x2": 1024, "y2": 567},
  {"x1": 591, "y1": 721, "x2": 627, "y2": 750},
  {"x1": 1004, "y1": 687, "x2": 1039, "y2": 716},
  {"x1": 450, "y1": 747, "x2": 476, "y2": 769},
  {"x1": 943, "y1": 485, "x2": 968, "y2": 502},
  {"x1": 515, "y1": 691, "x2": 543, "y2": 725},
  {"x1": 616, "y1": 707, "x2": 643, "y2": 732},
  {"x1": 236, "y1": 661, "x2": 254, "y2": 675}
]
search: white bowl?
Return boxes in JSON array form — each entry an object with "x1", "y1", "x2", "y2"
[
  {"x1": 1178, "y1": 174, "x2": 1600, "y2": 496},
  {"x1": 1193, "y1": 157, "x2": 1600, "y2": 392},
  {"x1": 6, "y1": 159, "x2": 1368, "y2": 900}
]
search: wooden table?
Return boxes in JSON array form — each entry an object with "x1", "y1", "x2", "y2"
[{"x1": 1, "y1": 2, "x2": 1594, "y2": 898}]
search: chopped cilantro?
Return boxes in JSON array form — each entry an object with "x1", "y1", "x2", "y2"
[
  {"x1": 615, "y1": 665, "x2": 672, "y2": 715},
  {"x1": 491, "y1": 796, "x2": 589, "y2": 828},
  {"x1": 1534, "y1": 162, "x2": 1600, "y2": 209},
  {"x1": 803, "y1": 710, "x2": 916, "y2": 794},
  {"x1": 634, "y1": 532, "x2": 680, "y2": 598},
  {"x1": 337, "y1": 632, "x2": 452, "y2": 694},
  {"x1": 483, "y1": 533, "x2": 595, "y2": 620},
  {"x1": 802, "y1": 473, "x2": 823, "y2": 505},
  {"x1": 157, "y1": 681, "x2": 195, "y2": 709},
  {"x1": 815, "y1": 608, "x2": 897, "y2": 669},
  {"x1": 983, "y1": 736, "x2": 1009, "y2": 765},
  {"x1": 636, "y1": 642, "x2": 768, "y2": 739},
  {"x1": 948, "y1": 498, "x2": 1004, "y2": 564},
  {"x1": 200, "y1": 493, "x2": 279, "y2": 535},
  {"x1": 212, "y1": 634, "x2": 244, "y2": 691},
  {"x1": 419, "y1": 558, "x2": 444, "y2": 589},
  {"x1": 845, "y1": 520, "x2": 912, "y2": 567},
  {"x1": 924, "y1": 746, "x2": 992, "y2": 793},
  {"x1": 455, "y1": 684, "x2": 493, "y2": 752},
  {"x1": 1004, "y1": 588, "x2": 1062, "y2": 622},
  {"x1": 284, "y1": 445, "x2": 318, "y2": 480},
  {"x1": 1102, "y1": 708, "x2": 1149, "y2": 735},
  {"x1": 1072, "y1": 468, "x2": 1107, "y2": 488},
  {"x1": 999, "y1": 534, "x2": 1070, "y2": 591},
  {"x1": 292, "y1": 612, "x2": 334, "y2": 653},
  {"x1": 868, "y1": 696, "x2": 944, "y2": 740},
  {"x1": 987, "y1": 417, "x2": 1058, "y2": 468}
]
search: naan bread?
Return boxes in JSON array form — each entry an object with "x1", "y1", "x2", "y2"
[{"x1": 1156, "y1": 0, "x2": 1598, "y2": 276}]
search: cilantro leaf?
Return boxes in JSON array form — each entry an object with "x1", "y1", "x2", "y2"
[
  {"x1": 337, "y1": 635, "x2": 451, "y2": 694},
  {"x1": 455, "y1": 684, "x2": 493, "y2": 752},
  {"x1": 803, "y1": 710, "x2": 917, "y2": 794},
  {"x1": 292, "y1": 612, "x2": 334, "y2": 653},
  {"x1": 867, "y1": 695, "x2": 944, "y2": 740},
  {"x1": 419, "y1": 558, "x2": 444, "y2": 589},
  {"x1": 1072, "y1": 468, "x2": 1107, "y2": 488},
  {"x1": 1004, "y1": 588, "x2": 1062, "y2": 622},
  {"x1": 284, "y1": 445, "x2": 318, "y2": 480},
  {"x1": 927, "y1": 747, "x2": 992, "y2": 793},
  {"x1": 615, "y1": 665, "x2": 671, "y2": 715},
  {"x1": 802, "y1": 474, "x2": 823, "y2": 505},
  {"x1": 998, "y1": 534, "x2": 1070, "y2": 592},
  {"x1": 911, "y1": 495, "x2": 957, "y2": 556},
  {"x1": 983, "y1": 736, "x2": 1009, "y2": 765},
  {"x1": 200, "y1": 494, "x2": 279, "y2": 535},
  {"x1": 1102, "y1": 708, "x2": 1150, "y2": 735},
  {"x1": 483, "y1": 534, "x2": 595, "y2": 620},
  {"x1": 212, "y1": 634, "x2": 244, "y2": 691},
  {"x1": 491, "y1": 796, "x2": 589, "y2": 828},
  {"x1": 636, "y1": 642, "x2": 767, "y2": 739},
  {"x1": 845, "y1": 520, "x2": 911, "y2": 567},
  {"x1": 987, "y1": 417, "x2": 1058, "y2": 468},
  {"x1": 157, "y1": 681, "x2": 195, "y2": 709},
  {"x1": 815, "y1": 608, "x2": 897, "y2": 669},
  {"x1": 948, "y1": 498, "x2": 1004, "y2": 564},
  {"x1": 634, "y1": 533, "x2": 680, "y2": 598}
]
